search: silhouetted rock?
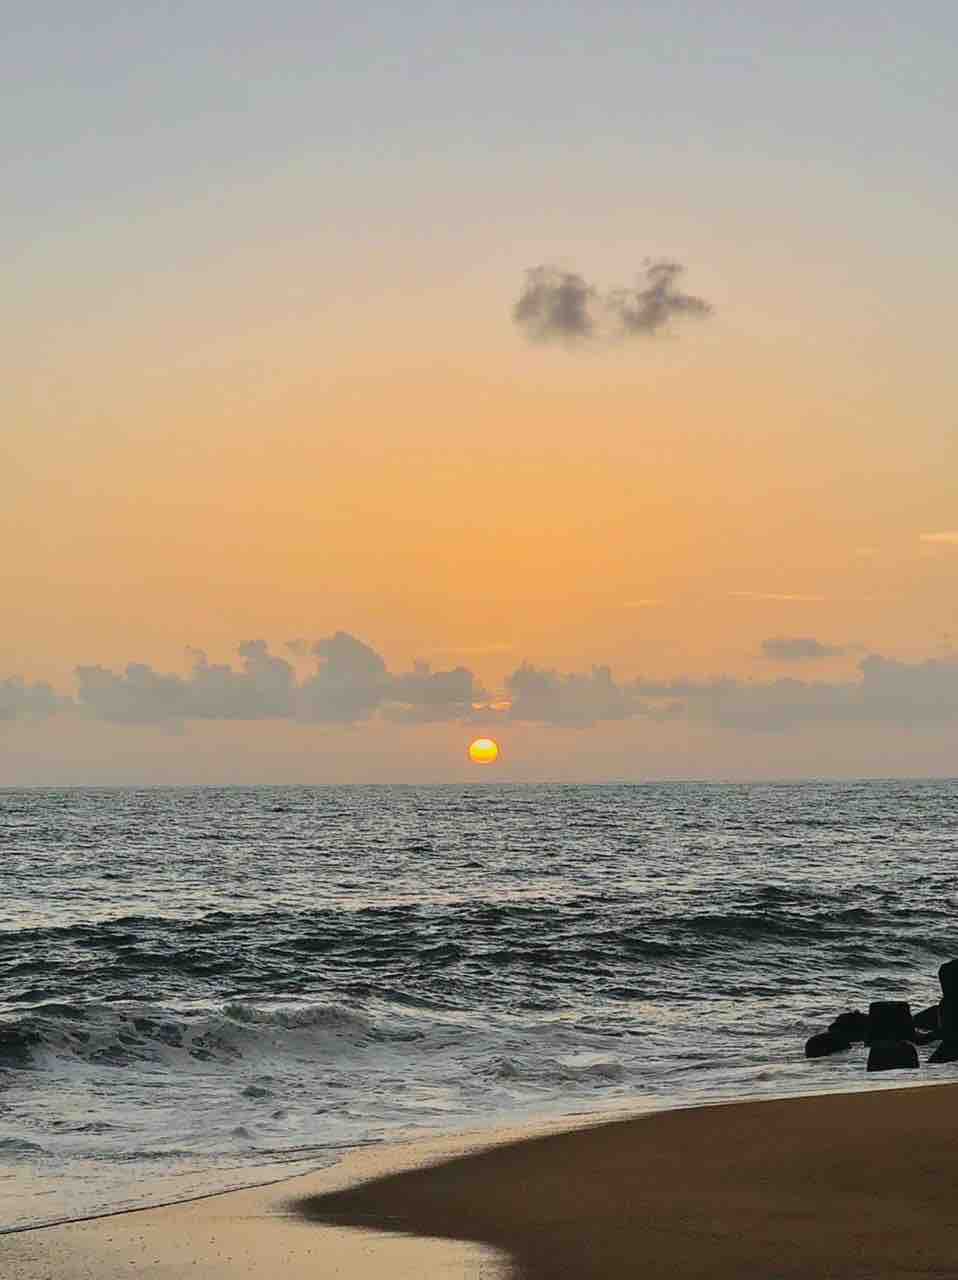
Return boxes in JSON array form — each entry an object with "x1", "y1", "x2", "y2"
[
  {"x1": 867, "y1": 1001, "x2": 915, "y2": 1043},
  {"x1": 828, "y1": 1010, "x2": 869, "y2": 1043},
  {"x1": 939, "y1": 959, "x2": 958, "y2": 998},
  {"x1": 912, "y1": 1005, "x2": 942, "y2": 1044},
  {"x1": 805, "y1": 1030, "x2": 851, "y2": 1059},
  {"x1": 927, "y1": 1040, "x2": 958, "y2": 1064},
  {"x1": 866, "y1": 1040, "x2": 919, "y2": 1072},
  {"x1": 939, "y1": 998, "x2": 957, "y2": 1038},
  {"x1": 913, "y1": 1004, "x2": 941, "y2": 1033}
]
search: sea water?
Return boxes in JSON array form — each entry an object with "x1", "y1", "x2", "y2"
[{"x1": 2, "y1": 780, "x2": 956, "y2": 1230}]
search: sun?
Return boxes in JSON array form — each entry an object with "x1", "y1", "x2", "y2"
[{"x1": 468, "y1": 737, "x2": 500, "y2": 765}]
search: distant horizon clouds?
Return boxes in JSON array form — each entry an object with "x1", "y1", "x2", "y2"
[
  {"x1": 4, "y1": 633, "x2": 958, "y2": 737},
  {"x1": 761, "y1": 635, "x2": 849, "y2": 661},
  {"x1": 920, "y1": 532, "x2": 958, "y2": 545},
  {"x1": 513, "y1": 259, "x2": 712, "y2": 346}
]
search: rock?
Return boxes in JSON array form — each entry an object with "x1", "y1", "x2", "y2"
[
  {"x1": 939, "y1": 959, "x2": 958, "y2": 998},
  {"x1": 927, "y1": 1040, "x2": 958, "y2": 1064},
  {"x1": 867, "y1": 1000, "x2": 915, "y2": 1043},
  {"x1": 939, "y1": 998, "x2": 958, "y2": 1038},
  {"x1": 805, "y1": 1030, "x2": 851, "y2": 1059},
  {"x1": 912, "y1": 1004, "x2": 942, "y2": 1044},
  {"x1": 913, "y1": 1004, "x2": 941, "y2": 1033},
  {"x1": 866, "y1": 1040, "x2": 919, "y2": 1072},
  {"x1": 828, "y1": 1010, "x2": 869, "y2": 1043}
]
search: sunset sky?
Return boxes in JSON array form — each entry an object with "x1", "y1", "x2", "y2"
[{"x1": 4, "y1": 1, "x2": 957, "y2": 782}]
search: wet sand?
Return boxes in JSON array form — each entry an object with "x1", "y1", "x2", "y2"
[
  {"x1": 300, "y1": 1084, "x2": 958, "y2": 1279},
  {"x1": 6, "y1": 1084, "x2": 958, "y2": 1279}
]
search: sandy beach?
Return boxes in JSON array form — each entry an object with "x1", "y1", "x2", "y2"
[{"x1": 6, "y1": 1084, "x2": 958, "y2": 1279}]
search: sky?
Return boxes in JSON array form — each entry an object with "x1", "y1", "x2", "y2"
[{"x1": 3, "y1": 0, "x2": 957, "y2": 783}]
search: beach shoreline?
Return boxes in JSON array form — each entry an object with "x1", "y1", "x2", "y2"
[{"x1": 6, "y1": 1081, "x2": 958, "y2": 1278}]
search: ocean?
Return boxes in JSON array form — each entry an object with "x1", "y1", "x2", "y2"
[{"x1": 2, "y1": 780, "x2": 956, "y2": 1232}]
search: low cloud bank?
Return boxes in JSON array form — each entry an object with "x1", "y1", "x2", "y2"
[
  {"x1": 72, "y1": 633, "x2": 480, "y2": 726},
  {"x1": 513, "y1": 260, "x2": 712, "y2": 345},
  {"x1": 761, "y1": 635, "x2": 848, "y2": 661},
  {"x1": 3, "y1": 635, "x2": 958, "y2": 734},
  {"x1": 0, "y1": 677, "x2": 68, "y2": 721}
]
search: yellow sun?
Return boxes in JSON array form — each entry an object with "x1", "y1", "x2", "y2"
[{"x1": 468, "y1": 737, "x2": 500, "y2": 765}]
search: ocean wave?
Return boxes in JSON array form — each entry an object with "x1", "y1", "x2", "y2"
[
  {"x1": 490, "y1": 1055, "x2": 627, "y2": 1086},
  {"x1": 0, "y1": 999, "x2": 426, "y2": 1072}
]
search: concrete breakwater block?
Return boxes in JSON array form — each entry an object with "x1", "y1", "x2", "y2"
[
  {"x1": 867, "y1": 1001, "x2": 915, "y2": 1043},
  {"x1": 939, "y1": 998, "x2": 957, "y2": 1038},
  {"x1": 828, "y1": 1010, "x2": 869, "y2": 1043},
  {"x1": 805, "y1": 1030, "x2": 851, "y2": 1059},
  {"x1": 927, "y1": 1040, "x2": 958, "y2": 1064},
  {"x1": 803, "y1": 961, "x2": 958, "y2": 1070},
  {"x1": 867, "y1": 1040, "x2": 919, "y2": 1072},
  {"x1": 913, "y1": 1004, "x2": 941, "y2": 1034},
  {"x1": 928, "y1": 998, "x2": 958, "y2": 1060}
]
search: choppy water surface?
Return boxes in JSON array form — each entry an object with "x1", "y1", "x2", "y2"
[{"x1": 2, "y1": 781, "x2": 956, "y2": 1229}]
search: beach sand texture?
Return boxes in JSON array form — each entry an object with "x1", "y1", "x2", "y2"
[{"x1": 7, "y1": 1085, "x2": 958, "y2": 1279}]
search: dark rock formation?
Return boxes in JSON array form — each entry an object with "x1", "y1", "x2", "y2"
[
  {"x1": 867, "y1": 1001, "x2": 915, "y2": 1044},
  {"x1": 939, "y1": 998, "x2": 957, "y2": 1038},
  {"x1": 866, "y1": 1040, "x2": 919, "y2": 1072},
  {"x1": 939, "y1": 959, "x2": 958, "y2": 998},
  {"x1": 913, "y1": 1004, "x2": 941, "y2": 1033},
  {"x1": 828, "y1": 1010, "x2": 869, "y2": 1043},
  {"x1": 805, "y1": 1030, "x2": 851, "y2": 1059},
  {"x1": 927, "y1": 1040, "x2": 958, "y2": 1064},
  {"x1": 802, "y1": 963, "x2": 958, "y2": 1070}
]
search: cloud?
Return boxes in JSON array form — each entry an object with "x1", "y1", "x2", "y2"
[
  {"x1": 623, "y1": 599, "x2": 663, "y2": 609},
  {"x1": 761, "y1": 635, "x2": 848, "y2": 661},
  {"x1": 513, "y1": 260, "x2": 712, "y2": 345},
  {"x1": 606, "y1": 260, "x2": 712, "y2": 335},
  {"x1": 503, "y1": 653, "x2": 958, "y2": 732},
  {"x1": 298, "y1": 632, "x2": 390, "y2": 723},
  {"x1": 383, "y1": 662, "x2": 480, "y2": 724},
  {"x1": 505, "y1": 663, "x2": 667, "y2": 727},
  {"x1": 299, "y1": 634, "x2": 483, "y2": 724},
  {"x1": 920, "y1": 532, "x2": 958, "y2": 545},
  {"x1": 638, "y1": 655, "x2": 958, "y2": 732},
  {"x1": 76, "y1": 641, "x2": 297, "y2": 723},
  {"x1": 0, "y1": 676, "x2": 68, "y2": 722},
  {"x1": 6, "y1": 635, "x2": 958, "y2": 738},
  {"x1": 513, "y1": 267, "x2": 595, "y2": 342},
  {"x1": 73, "y1": 633, "x2": 484, "y2": 728}
]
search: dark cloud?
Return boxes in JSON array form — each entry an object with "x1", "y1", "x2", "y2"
[
  {"x1": 513, "y1": 259, "x2": 712, "y2": 345},
  {"x1": 512, "y1": 267, "x2": 594, "y2": 342},
  {"x1": 761, "y1": 635, "x2": 848, "y2": 661},
  {"x1": 606, "y1": 260, "x2": 712, "y2": 335}
]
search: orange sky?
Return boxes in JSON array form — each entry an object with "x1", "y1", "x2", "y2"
[{"x1": 3, "y1": 3, "x2": 957, "y2": 781}]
